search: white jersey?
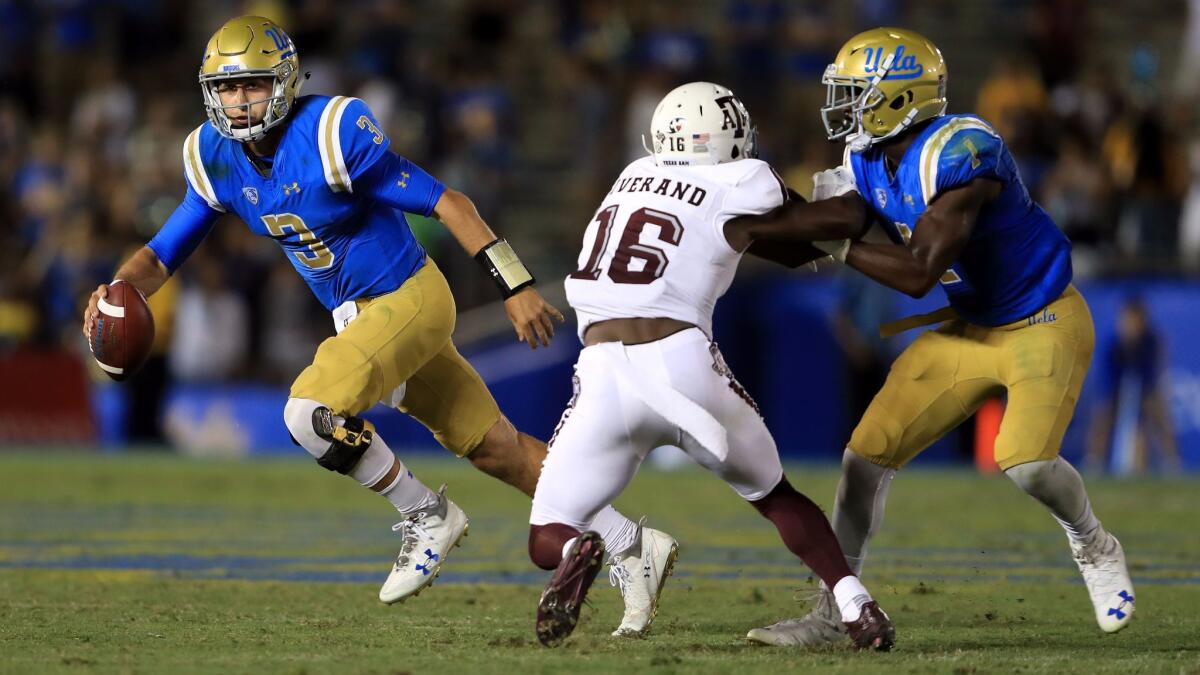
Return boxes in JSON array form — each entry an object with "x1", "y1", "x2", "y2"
[{"x1": 565, "y1": 156, "x2": 786, "y2": 339}]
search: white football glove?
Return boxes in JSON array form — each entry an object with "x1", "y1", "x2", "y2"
[
  {"x1": 813, "y1": 239, "x2": 851, "y2": 263},
  {"x1": 811, "y1": 167, "x2": 857, "y2": 201}
]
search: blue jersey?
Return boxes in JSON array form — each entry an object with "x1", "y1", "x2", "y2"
[
  {"x1": 148, "y1": 95, "x2": 445, "y2": 311},
  {"x1": 846, "y1": 114, "x2": 1072, "y2": 326}
]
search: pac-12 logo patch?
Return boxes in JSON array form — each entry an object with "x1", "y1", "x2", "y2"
[
  {"x1": 242, "y1": 187, "x2": 259, "y2": 205},
  {"x1": 875, "y1": 188, "x2": 888, "y2": 208}
]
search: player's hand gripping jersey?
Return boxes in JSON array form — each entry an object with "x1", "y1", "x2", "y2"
[
  {"x1": 564, "y1": 156, "x2": 786, "y2": 339},
  {"x1": 846, "y1": 114, "x2": 1072, "y2": 326},
  {"x1": 148, "y1": 95, "x2": 442, "y2": 311}
]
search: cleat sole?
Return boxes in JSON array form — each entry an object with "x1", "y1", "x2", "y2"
[
  {"x1": 641, "y1": 541, "x2": 679, "y2": 636},
  {"x1": 536, "y1": 532, "x2": 606, "y2": 647}
]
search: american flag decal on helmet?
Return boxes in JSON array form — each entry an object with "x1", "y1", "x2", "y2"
[{"x1": 692, "y1": 133, "x2": 710, "y2": 153}]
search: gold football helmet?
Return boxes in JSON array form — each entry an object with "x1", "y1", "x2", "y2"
[
  {"x1": 199, "y1": 15, "x2": 303, "y2": 142},
  {"x1": 822, "y1": 27, "x2": 947, "y2": 147}
]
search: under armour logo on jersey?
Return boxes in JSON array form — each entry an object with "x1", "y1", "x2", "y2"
[
  {"x1": 904, "y1": 194, "x2": 914, "y2": 206},
  {"x1": 875, "y1": 188, "x2": 887, "y2": 208},
  {"x1": 397, "y1": 171, "x2": 410, "y2": 189},
  {"x1": 242, "y1": 187, "x2": 259, "y2": 205},
  {"x1": 415, "y1": 548, "x2": 440, "y2": 575},
  {"x1": 283, "y1": 182, "x2": 301, "y2": 195}
]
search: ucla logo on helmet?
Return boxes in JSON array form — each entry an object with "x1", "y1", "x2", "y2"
[{"x1": 863, "y1": 45, "x2": 924, "y2": 80}]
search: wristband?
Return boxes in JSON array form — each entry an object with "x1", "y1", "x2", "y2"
[{"x1": 475, "y1": 238, "x2": 535, "y2": 298}]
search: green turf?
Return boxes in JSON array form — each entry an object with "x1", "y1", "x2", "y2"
[{"x1": 1, "y1": 452, "x2": 1197, "y2": 674}]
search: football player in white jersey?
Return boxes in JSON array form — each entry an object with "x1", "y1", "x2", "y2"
[{"x1": 525, "y1": 83, "x2": 895, "y2": 650}]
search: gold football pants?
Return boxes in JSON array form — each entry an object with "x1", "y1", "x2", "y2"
[
  {"x1": 850, "y1": 285, "x2": 1093, "y2": 470},
  {"x1": 290, "y1": 257, "x2": 502, "y2": 456}
]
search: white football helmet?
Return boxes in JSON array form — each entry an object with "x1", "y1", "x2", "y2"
[{"x1": 647, "y1": 82, "x2": 756, "y2": 167}]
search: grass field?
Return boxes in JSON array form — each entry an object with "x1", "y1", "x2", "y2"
[{"x1": 1, "y1": 452, "x2": 1197, "y2": 674}]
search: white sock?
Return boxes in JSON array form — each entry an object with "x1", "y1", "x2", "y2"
[
  {"x1": 1005, "y1": 458, "x2": 1103, "y2": 547},
  {"x1": 589, "y1": 506, "x2": 640, "y2": 557},
  {"x1": 363, "y1": 433, "x2": 438, "y2": 514},
  {"x1": 561, "y1": 537, "x2": 578, "y2": 562},
  {"x1": 832, "y1": 576, "x2": 873, "y2": 623}
]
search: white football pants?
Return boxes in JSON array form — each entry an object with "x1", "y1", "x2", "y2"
[{"x1": 530, "y1": 328, "x2": 784, "y2": 529}]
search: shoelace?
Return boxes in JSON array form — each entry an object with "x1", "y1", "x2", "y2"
[
  {"x1": 790, "y1": 589, "x2": 829, "y2": 610},
  {"x1": 1072, "y1": 538, "x2": 1126, "y2": 595},
  {"x1": 608, "y1": 558, "x2": 632, "y2": 595},
  {"x1": 777, "y1": 590, "x2": 839, "y2": 628},
  {"x1": 391, "y1": 514, "x2": 433, "y2": 566}
]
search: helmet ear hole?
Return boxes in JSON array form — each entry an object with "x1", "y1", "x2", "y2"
[
  {"x1": 888, "y1": 90, "x2": 915, "y2": 110},
  {"x1": 731, "y1": 145, "x2": 740, "y2": 160}
]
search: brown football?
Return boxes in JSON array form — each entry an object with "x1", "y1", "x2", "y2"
[{"x1": 89, "y1": 280, "x2": 155, "y2": 382}]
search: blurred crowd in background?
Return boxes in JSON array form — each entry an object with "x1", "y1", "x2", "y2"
[{"x1": 0, "y1": 0, "x2": 1195, "y2": 467}]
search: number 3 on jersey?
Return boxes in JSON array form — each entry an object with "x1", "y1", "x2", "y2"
[
  {"x1": 570, "y1": 206, "x2": 682, "y2": 284},
  {"x1": 262, "y1": 213, "x2": 335, "y2": 270}
]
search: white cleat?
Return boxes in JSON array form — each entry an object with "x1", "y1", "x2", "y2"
[
  {"x1": 378, "y1": 485, "x2": 468, "y2": 604},
  {"x1": 608, "y1": 523, "x2": 679, "y2": 637},
  {"x1": 746, "y1": 588, "x2": 846, "y2": 647},
  {"x1": 1071, "y1": 532, "x2": 1135, "y2": 633}
]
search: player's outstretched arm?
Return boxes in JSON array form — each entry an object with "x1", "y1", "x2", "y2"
[
  {"x1": 82, "y1": 247, "x2": 169, "y2": 340},
  {"x1": 724, "y1": 192, "x2": 869, "y2": 252},
  {"x1": 845, "y1": 178, "x2": 1000, "y2": 298},
  {"x1": 432, "y1": 189, "x2": 565, "y2": 349}
]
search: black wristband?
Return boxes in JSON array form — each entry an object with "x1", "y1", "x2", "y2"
[{"x1": 475, "y1": 238, "x2": 536, "y2": 298}]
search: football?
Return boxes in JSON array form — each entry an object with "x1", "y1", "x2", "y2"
[{"x1": 88, "y1": 280, "x2": 155, "y2": 382}]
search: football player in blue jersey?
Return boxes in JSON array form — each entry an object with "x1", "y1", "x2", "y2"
[
  {"x1": 81, "y1": 16, "x2": 675, "y2": 622},
  {"x1": 722, "y1": 28, "x2": 1135, "y2": 643}
]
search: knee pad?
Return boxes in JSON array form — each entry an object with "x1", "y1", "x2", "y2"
[{"x1": 283, "y1": 397, "x2": 375, "y2": 475}]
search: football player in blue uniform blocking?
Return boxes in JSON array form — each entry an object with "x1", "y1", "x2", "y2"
[
  {"x1": 82, "y1": 16, "x2": 675, "y2": 624},
  {"x1": 722, "y1": 28, "x2": 1135, "y2": 644}
]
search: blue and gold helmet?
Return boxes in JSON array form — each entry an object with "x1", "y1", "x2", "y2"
[
  {"x1": 822, "y1": 27, "x2": 948, "y2": 148},
  {"x1": 199, "y1": 15, "x2": 303, "y2": 142}
]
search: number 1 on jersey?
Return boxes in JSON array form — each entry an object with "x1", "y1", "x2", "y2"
[
  {"x1": 894, "y1": 222, "x2": 961, "y2": 285},
  {"x1": 570, "y1": 205, "x2": 618, "y2": 281},
  {"x1": 570, "y1": 206, "x2": 683, "y2": 285}
]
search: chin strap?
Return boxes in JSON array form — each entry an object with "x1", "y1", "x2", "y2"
[{"x1": 847, "y1": 107, "x2": 922, "y2": 152}]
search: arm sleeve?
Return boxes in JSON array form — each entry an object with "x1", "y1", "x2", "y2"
[
  {"x1": 357, "y1": 150, "x2": 447, "y2": 217},
  {"x1": 921, "y1": 123, "x2": 1003, "y2": 204},
  {"x1": 146, "y1": 186, "x2": 221, "y2": 273}
]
